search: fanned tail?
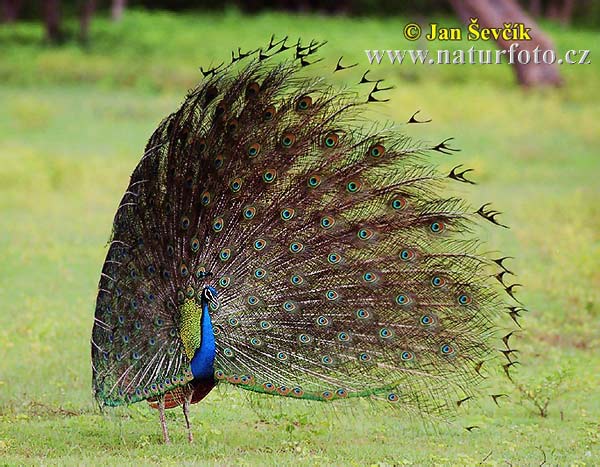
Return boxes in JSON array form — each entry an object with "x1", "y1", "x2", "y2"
[{"x1": 91, "y1": 37, "x2": 520, "y2": 420}]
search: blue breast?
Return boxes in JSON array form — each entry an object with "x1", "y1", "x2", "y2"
[{"x1": 190, "y1": 301, "x2": 216, "y2": 380}]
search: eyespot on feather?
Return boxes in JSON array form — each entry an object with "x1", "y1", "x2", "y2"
[
  {"x1": 296, "y1": 95, "x2": 312, "y2": 111},
  {"x1": 247, "y1": 143, "x2": 261, "y2": 158},
  {"x1": 368, "y1": 144, "x2": 385, "y2": 158},
  {"x1": 245, "y1": 81, "x2": 260, "y2": 98},
  {"x1": 323, "y1": 132, "x2": 339, "y2": 148},
  {"x1": 263, "y1": 105, "x2": 276, "y2": 120},
  {"x1": 215, "y1": 101, "x2": 227, "y2": 118},
  {"x1": 307, "y1": 174, "x2": 322, "y2": 188},
  {"x1": 280, "y1": 132, "x2": 296, "y2": 148}
]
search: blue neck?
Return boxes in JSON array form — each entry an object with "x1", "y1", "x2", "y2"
[{"x1": 189, "y1": 300, "x2": 216, "y2": 380}]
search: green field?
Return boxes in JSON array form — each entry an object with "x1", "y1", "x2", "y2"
[{"x1": 0, "y1": 10, "x2": 599, "y2": 466}]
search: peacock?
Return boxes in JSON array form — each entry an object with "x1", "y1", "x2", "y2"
[{"x1": 91, "y1": 36, "x2": 521, "y2": 444}]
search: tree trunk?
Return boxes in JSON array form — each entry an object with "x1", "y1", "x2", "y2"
[
  {"x1": 450, "y1": 0, "x2": 562, "y2": 87},
  {"x1": 111, "y1": 0, "x2": 126, "y2": 21},
  {"x1": 546, "y1": 0, "x2": 561, "y2": 19},
  {"x1": 43, "y1": 0, "x2": 63, "y2": 44},
  {"x1": 1, "y1": 0, "x2": 21, "y2": 23},
  {"x1": 559, "y1": 0, "x2": 575, "y2": 25},
  {"x1": 529, "y1": 0, "x2": 542, "y2": 16},
  {"x1": 80, "y1": 0, "x2": 97, "y2": 43}
]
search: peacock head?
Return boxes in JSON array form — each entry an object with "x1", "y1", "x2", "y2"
[{"x1": 202, "y1": 286, "x2": 219, "y2": 309}]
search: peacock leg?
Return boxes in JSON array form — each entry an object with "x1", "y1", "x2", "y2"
[
  {"x1": 158, "y1": 395, "x2": 170, "y2": 444},
  {"x1": 183, "y1": 388, "x2": 194, "y2": 443}
]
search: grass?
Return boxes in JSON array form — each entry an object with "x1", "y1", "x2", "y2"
[{"x1": 0, "y1": 9, "x2": 599, "y2": 466}]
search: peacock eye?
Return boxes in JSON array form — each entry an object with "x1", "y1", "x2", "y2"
[
  {"x1": 253, "y1": 238, "x2": 267, "y2": 251},
  {"x1": 263, "y1": 105, "x2": 276, "y2": 120},
  {"x1": 307, "y1": 175, "x2": 321, "y2": 188},
  {"x1": 430, "y1": 221, "x2": 445, "y2": 233},
  {"x1": 258, "y1": 318, "x2": 270, "y2": 327},
  {"x1": 250, "y1": 337, "x2": 262, "y2": 347},
  {"x1": 298, "y1": 333, "x2": 311, "y2": 344},
  {"x1": 396, "y1": 294, "x2": 411, "y2": 305},
  {"x1": 399, "y1": 248, "x2": 415, "y2": 261},
  {"x1": 391, "y1": 197, "x2": 407, "y2": 210},
  {"x1": 337, "y1": 331, "x2": 350, "y2": 342},
  {"x1": 204, "y1": 86, "x2": 218, "y2": 105},
  {"x1": 196, "y1": 138, "x2": 207, "y2": 153},
  {"x1": 219, "y1": 248, "x2": 231, "y2": 261},
  {"x1": 290, "y1": 274, "x2": 303, "y2": 285},
  {"x1": 320, "y1": 215, "x2": 335, "y2": 229},
  {"x1": 247, "y1": 143, "x2": 261, "y2": 158},
  {"x1": 419, "y1": 315, "x2": 435, "y2": 326},
  {"x1": 323, "y1": 132, "x2": 339, "y2": 148},
  {"x1": 245, "y1": 82, "x2": 260, "y2": 98},
  {"x1": 243, "y1": 206, "x2": 256, "y2": 220},
  {"x1": 431, "y1": 276, "x2": 446, "y2": 287},
  {"x1": 219, "y1": 276, "x2": 231, "y2": 288},
  {"x1": 458, "y1": 294, "x2": 472, "y2": 305},
  {"x1": 327, "y1": 252, "x2": 341, "y2": 264},
  {"x1": 362, "y1": 271, "x2": 378, "y2": 283},
  {"x1": 280, "y1": 132, "x2": 296, "y2": 148},
  {"x1": 254, "y1": 268, "x2": 266, "y2": 279},
  {"x1": 356, "y1": 308, "x2": 370, "y2": 319},
  {"x1": 289, "y1": 241, "x2": 304, "y2": 253},
  {"x1": 262, "y1": 169, "x2": 277, "y2": 183},
  {"x1": 346, "y1": 180, "x2": 362, "y2": 193},
  {"x1": 357, "y1": 228, "x2": 374, "y2": 240},
  {"x1": 201, "y1": 191, "x2": 211, "y2": 206},
  {"x1": 195, "y1": 265, "x2": 206, "y2": 278},
  {"x1": 227, "y1": 118, "x2": 238, "y2": 132},
  {"x1": 280, "y1": 208, "x2": 295, "y2": 221},
  {"x1": 215, "y1": 101, "x2": 227, "y2": 117},
  {"x1": 214, "y1": 154, "x2": 224, "y2": 169},
  {"x1": 230, "y1": 177, "x2": 243, "y2": 192},
  {"x1": 326, "y1": 290, "x2": 339, "y2": 301},
  {"x1": 296, "y1": 95, "x2": 312, "y2": 111},
  {"x1": 213, "y1": 217, "x2": 224, "y2": 232},
  {"x1": 369, "y1": 144, "x2": 385, "y2": 158},
  {"x1": 316, "y1": 316, "x2": 330, "y2": 326}
]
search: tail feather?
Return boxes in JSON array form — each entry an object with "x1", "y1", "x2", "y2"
[{"x1": 91, "y1": 37, "x2": 519, "y2": 419}]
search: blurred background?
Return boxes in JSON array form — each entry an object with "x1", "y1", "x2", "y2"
[{"x1": 0, "y1": 1, "x2": 598, "y2": 465}]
